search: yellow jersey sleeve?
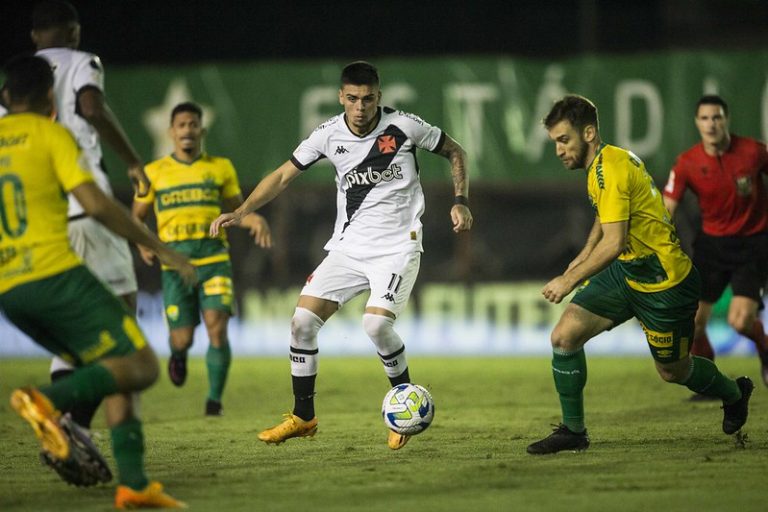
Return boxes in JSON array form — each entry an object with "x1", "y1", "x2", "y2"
[
  {"x1": 595, "y1": 171, "x2": 630, "y2": 224},
  {"x1": 220, "y1": 159, "x2": 242, "y2": 200}
]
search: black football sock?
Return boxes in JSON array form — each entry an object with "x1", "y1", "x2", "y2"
[{"x1": 292, "y1": 375, "x2": 316, "y2": 421}]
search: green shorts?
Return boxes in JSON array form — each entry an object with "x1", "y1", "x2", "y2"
[
  {"x1": 572, "y1": 262, "x2": 701, "y2": 362},
  {"x1": 162, "y1": 260, "x2": 234, "y2": 330},
  {"x1": 0, "y1": 265, "x2": 146, "y2": 365}
]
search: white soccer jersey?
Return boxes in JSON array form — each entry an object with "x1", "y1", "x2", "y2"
[
  {"x1": 292, "y1": 107, "x2": 445, "y2": 257},
  {"x1": 36, "y1": 47, "x2": 112, "y2": 217}
]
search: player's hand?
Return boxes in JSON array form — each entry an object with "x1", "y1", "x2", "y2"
[
  {"x1": 245, "y1": 213, "x2": 273, "y2": 249},
  {"x1": 128, "y1": 165, "x2": 150, "y2": 198},
  {"x1": 155, "y1": 247, "x2": 197, "y2": 287},
  {"x1": 451, "y1": 204, "x2": 473, "y2": 233},
  {"x1": 210, "y1": 212, "x2": 242, "y2": 237},
  {"x1": 137, "y1": 244, "x2": 155, "y2": 266},
  {"x1": 541, "y1": 275, "x2": 576, "y2": 304}
]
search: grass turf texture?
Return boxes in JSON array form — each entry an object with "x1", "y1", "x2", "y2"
[{"x1": 1, "y1": 356, "x2": 766, "y2": 512}]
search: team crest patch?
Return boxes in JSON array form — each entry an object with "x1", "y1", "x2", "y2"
[
  {"x1": 166, "y1": 305, "x2": 180, "y2": 322},
  {"x1": 377, "y1": 135, "x2": 397, "y2": 154}
]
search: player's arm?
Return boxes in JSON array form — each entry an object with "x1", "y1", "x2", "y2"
[
  {"x1": 542, "y1": 220, "x2": 627, "y2": 304},
  {"x1": 566, "y1": 217, "x2": 603, "y2": 272},
  {"x1": 73, "y1": 182, "x2": 196, "y2": 285},
  {"x1": 77, "y1": 88, "x2": 149, "y2": 196},
  {"x1": 210, "y1": 160, "x2": 302, "y2": 236},
  {"x1": 435, "y1": 134, "x2": 473, "y2": 233},
  {"x1": 663, "y1": 196, "x2": 679, "y2": 218},
  {"x1": 131, "y1": 200, "x2": 157, "y2": 266},
  {"x1": 221, "y1": 195, "x2": 272, "y2": 248}
]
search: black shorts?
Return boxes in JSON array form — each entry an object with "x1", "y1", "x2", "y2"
[{"x1": 692, "y1": 232, "x2": 768, "y2": 305}]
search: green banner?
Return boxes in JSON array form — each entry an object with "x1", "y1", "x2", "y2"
[{"x1": 102, "y1": 50, "x2": 768, "y2": 187}]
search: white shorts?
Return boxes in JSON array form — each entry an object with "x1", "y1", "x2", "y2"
[
  {"x1": 301, "y1": 251, "x2": 421, "y2": 317},
  {"x1": 68, "y1": 217, "x2": 138, "y2": 296}
]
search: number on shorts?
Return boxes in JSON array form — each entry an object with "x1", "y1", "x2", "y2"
[{"x1": 387, "y1": 273, "x2": 403, "y2": 293}]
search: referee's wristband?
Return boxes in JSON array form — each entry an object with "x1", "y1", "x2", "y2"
[{"x1": 454, "y1": 195, "x2": 469, "y2": 206}]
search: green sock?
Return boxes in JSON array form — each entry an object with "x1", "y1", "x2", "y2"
[
  {"x1": 206, "y1": 343, "x2": 231, "y2": 402},
  {"x1": 40, "y1": 364, "x2": 118, "y2": 412},
  {"x1": 110, "y1": 417, "x2": 149, "y2": 490},
  {"x1": 552, "y1": 348, "x2": 587, "y2": 433},
  {"x1": 682, "y1": 356, "x2": 740, "y2": 402}
]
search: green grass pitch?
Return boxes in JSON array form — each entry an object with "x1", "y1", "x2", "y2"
[{"x1": 0, "y1": 356, "x2": 765, "y2": 511}]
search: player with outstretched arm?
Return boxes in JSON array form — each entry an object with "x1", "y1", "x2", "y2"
[{"x1": 210, "y1": 61, "x2": 472, "y2": 450}]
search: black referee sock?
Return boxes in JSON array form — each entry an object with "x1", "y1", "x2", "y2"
[{"x1": 292, "y1": 375, "x2": 316, "y2": 421}]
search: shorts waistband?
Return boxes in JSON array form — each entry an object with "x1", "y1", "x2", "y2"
[{"x1": 68, "y1": 213, "x2": 88, "y2": 222}]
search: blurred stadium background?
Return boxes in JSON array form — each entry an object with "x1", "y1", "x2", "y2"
[{"x1": 2, "y1": 0, "x2": 767, "y2": 357}]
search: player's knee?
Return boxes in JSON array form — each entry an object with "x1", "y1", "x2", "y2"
[
  {"x1": 655, "y1": 359, "x2": 688, "y2": 383},
  {"x1": 362, "y1": 313, "x2": 402, "y2": 352},
  {"x1": 550, "y1": 325, "x2": 579, "y2": 352},
  {"x1": 362, "y1": 313, "x2": 392, "y2": 339},
  {"x1": 291, "y1": 307, "x2": 323, "y2": 349},
  {"x1": 135, "y1": 347, "x2": 160, "y2": 388},
  {"x1": 727, "y1": 314, "x2": 753, "y2": 335}
]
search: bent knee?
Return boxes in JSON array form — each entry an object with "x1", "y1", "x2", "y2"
[
  {"x1": 291, "y1": 307, "x2": 323, "y2": 345},
  {"x1": 550, "y1": 326, "x2": 581, "y2": 352}
]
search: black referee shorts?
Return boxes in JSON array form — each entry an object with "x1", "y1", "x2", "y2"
[{"x1": 693, "y1": 232, "x2": 768, "y2": 306}]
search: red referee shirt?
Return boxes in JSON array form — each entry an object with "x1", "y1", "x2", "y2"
[{"x1": 663, "y1": 134, "x2": 768, "y2": 236}]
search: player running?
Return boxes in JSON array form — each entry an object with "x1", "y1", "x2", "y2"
[
  {"x1": 663, "y1": 95, "x2": 768, "y2": 390},
  {"x1": 210, "y1": 61, "x2": 473, "y2": 450},
  {"x1": 133, "y1": 102, "x2": 271, "y2": 416},
  {"x1": 22, "y1": 1, "x2": 149, "y2": 480},
  {"x1": 527, "y1": 95, "x2": 753, "y2": 455},
  {"x1": 1, "y1": 55, "x2": 191, "y2": 508}
]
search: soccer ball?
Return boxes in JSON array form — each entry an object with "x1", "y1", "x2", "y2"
[{"x1": 381, "y1": 383, "x2": 435, "y2": 435}]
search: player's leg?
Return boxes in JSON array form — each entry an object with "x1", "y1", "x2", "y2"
[
  {"x1": 528, "y1": 264, "x2": 630, "y2": 455},
  {"x1": 258, "y1": 252, "x2": 368, "y2": 444},
  {"x1": 643, "y1": 268, "x2": 753, "y2": 435},
  {"x1": 257, "y1": 296, "x2": 337, "y2": 444},
  {"x1": 162, "y1": 267, "x2": 200, "y2": 387},
  {"x1": 363, "y1": 252, "x2": 421, "y2": 388},
  {"x1": 201, "y1": 309, "x2": 231, "y2": 415},
  {"x1": 100, "y1": 350, "x2": 186, "y2": 508},
  {"x1": 690, "y1": 233, "x2": 731, "y2": 361},
  {"x1": 52, "y1": 219, "x2": 139, "y2": 428},
  {"x1": 197, "y1": 260, "x2": 236, "y2": 415},
  {"x1": 692, "y1": 301, "x2": 715, "y2": 360},
  {"x1": 728, "y1": 242, "x2": 768, "y2": 386},
  {"x1": 3, "y1": 267, "x2": 184, "y2": 505}
]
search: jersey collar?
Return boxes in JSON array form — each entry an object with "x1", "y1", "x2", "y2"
[
  {"x1": 343, "y1": 107, "x2": 382, "y2": 138},
  {"x1": 170, "y1": 152, "x2": 205, "y2": 166},
  {"x1": 587, "y1": 142, "x2": 607, "y2": 171}
]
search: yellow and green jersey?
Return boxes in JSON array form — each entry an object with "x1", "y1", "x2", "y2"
[
  {"x1": 587, "y1": 144, "x2": 691, "y2": 292},
  {"x1": 136, "y1": 154, "x2": 241, "y2": 266},
  {"x1": 0, "y1": 113, "x2": 93, "y2": 293}
]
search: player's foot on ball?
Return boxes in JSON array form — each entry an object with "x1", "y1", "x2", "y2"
[
  {"x1": 205, "y1": 399, "x2": 223, "y2": 416},
  {"x1": 257, "y1": 414, "x2": 317, "y2": 444},
  {"x1": 688, "y1": 392, "x2": 720, "y2": 402},
  {"x1": 387, "y1": 430, "x2": 410, "y2": 450},
  {"x1": 10, "y1": 387, "x2": 69, "y2": 460},
  {"x1": 40, "y1": 413, "x2": 112, "y2": 487},
  {"x1": 527, "y1": 424, "x2": 590, "y2": 455},
  {"x1": 115, "y1": 481, "x2": 187, "y2": 509},
  {"x1": 722, "y1": 376, "x2": 754, "y2": 435},
  {"x1": 168, "y1": 353, "x2": 187, "y2": 387}
]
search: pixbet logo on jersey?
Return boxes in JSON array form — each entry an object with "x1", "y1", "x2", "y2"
[{"x1": 344, "y1": 164, "x2": 403, "y2": 187}]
